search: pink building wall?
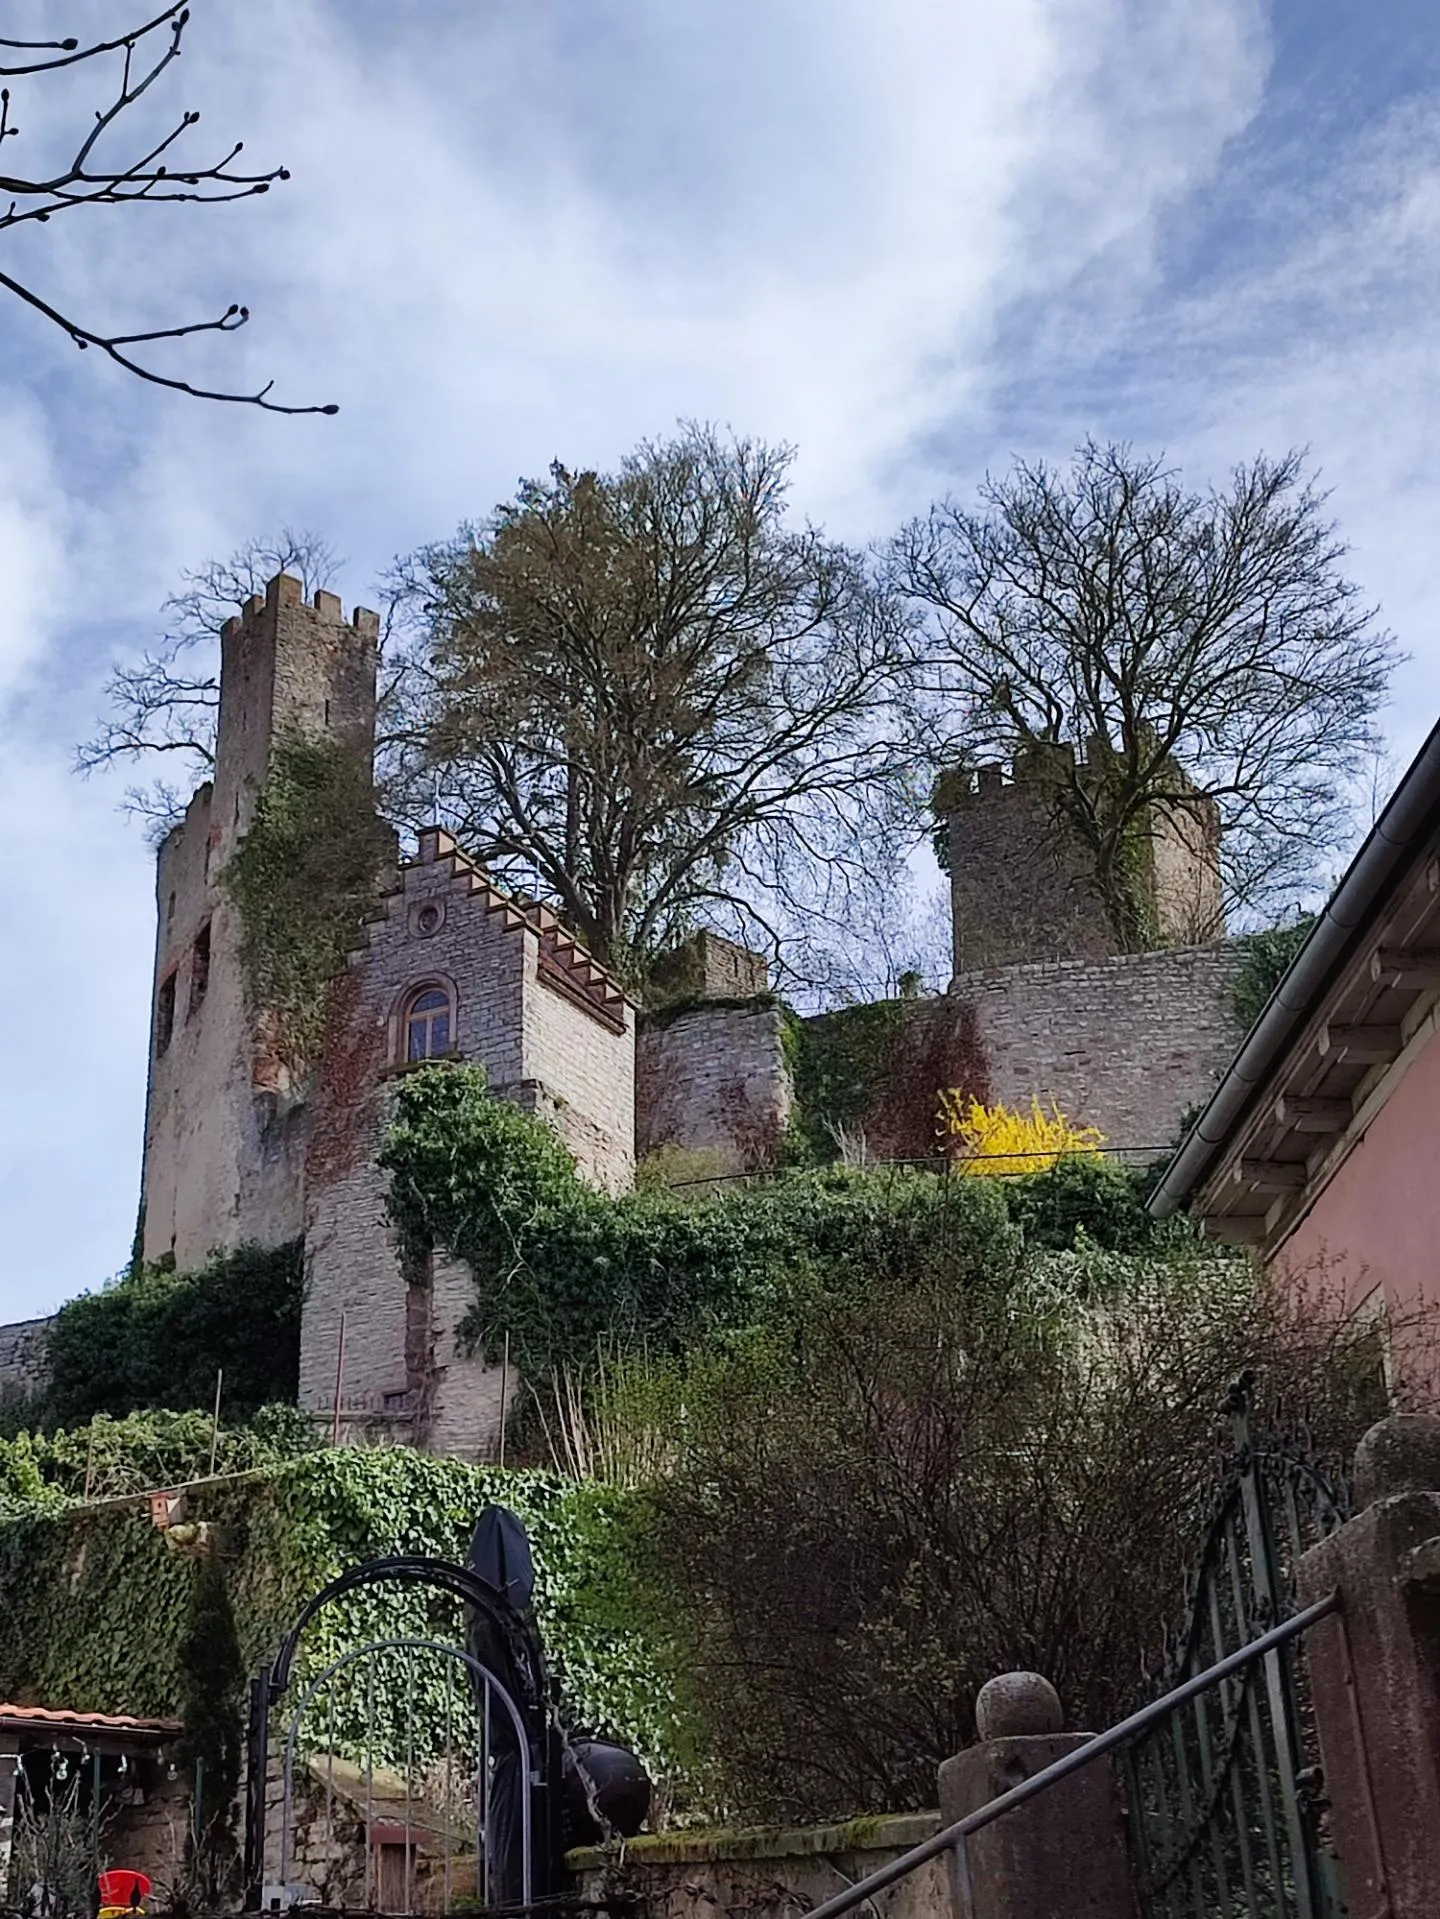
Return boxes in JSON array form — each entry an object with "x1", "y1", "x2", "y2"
[{"x1": 1279, "y1": 1026, "x2": 1440, "y2": 1364}]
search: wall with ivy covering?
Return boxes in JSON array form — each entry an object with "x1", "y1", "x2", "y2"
[{"x1": 0, "y1": 1448, "x2": 680, "y2": 1781}]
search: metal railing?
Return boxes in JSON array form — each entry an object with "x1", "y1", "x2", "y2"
[{"x1": 800, "y1": 1591, "x2": 1339, "y2": 1919}]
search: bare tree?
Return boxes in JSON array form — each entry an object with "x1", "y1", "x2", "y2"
[
  {"x1": 391, "y1": 423, "x2": 918, "y2": 981},
  {"x1": 891, "y1": 442, "x2": 1400, "y2": 943},
  {"x1": 1, "y1": 6, "x2": 335, "y2": 412},
  {"x1": 75, "y1": 527, "x2": 340, "y2": 832}
]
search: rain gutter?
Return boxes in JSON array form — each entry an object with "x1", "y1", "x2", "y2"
[{"x1": 1148, "y1": 712, "x2": 1440, "y2": 1218}]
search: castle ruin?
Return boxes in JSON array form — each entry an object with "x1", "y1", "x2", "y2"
[
  {"x1": 0, "y1": 573, "x2": 1250, "y2": 1438},
  {"x1": 934, "y1": 741, "x2": 1224, "y2": 975}
]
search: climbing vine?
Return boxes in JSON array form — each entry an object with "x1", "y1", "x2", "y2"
[
  {"x1": 0, "y1": 1447, "x2": 683, "y2": 1787},
  {"x1": 0, "y1": 1405, "x2": 317, "y2": 1517},
  {"x1": 221, "y1": 734, "x2": 393, "y2": 1076},
  {"x1": 783, "y1": 1000, "x2": 910, "y2": 1160}
]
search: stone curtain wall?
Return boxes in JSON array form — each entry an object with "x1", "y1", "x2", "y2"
[
  {"x1": 0, "y1": 1317, "x2": 50, "y2": 1403},
  {"x1": 636, "y1": 1003, "x2": 793, "y2": 1174},
  {"x1": 633, "y1": 944, "x2": 1246, "y2": 1171},
  {"x1": 844, "y1": 944, "x2": 1246, "y2": 1159},
  {"x1": 950, "y1": 941, "x2": 1248, "y2": 1154}
]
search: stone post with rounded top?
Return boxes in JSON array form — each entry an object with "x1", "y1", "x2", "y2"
[
  {"x1": 1295, "y1": 1411, "x2": 1440, "y2": 1919},
  {"x1": 935, "y1": 1672, "x2": 1139, "y2": 1918}
]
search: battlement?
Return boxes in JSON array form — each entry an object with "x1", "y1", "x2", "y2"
[
  {"x1": 932, "y1": 734, "x2": 1191, "y2": 810},
  {"x1": 934, "y1": 738, "x2": 1223, "y2": 974},
  {"x1": 219, "y1": 569, "x2": 381, "y2": 646}
]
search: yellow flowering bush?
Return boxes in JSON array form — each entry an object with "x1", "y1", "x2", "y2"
[{"x1": 938, "y1": 1094, "x2": 1106, "y2": 1175}]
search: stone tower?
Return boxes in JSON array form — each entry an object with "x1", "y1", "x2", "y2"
[
  {"x1": 935, "y1": 742, "x2": 1224, "y2": 977},
  {"x1": 138, "y1": 574, "x2": 380, "y2": 1269}
]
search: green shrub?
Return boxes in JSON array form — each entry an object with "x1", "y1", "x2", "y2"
[
  {"x1": 381, "y1": 1064, "x2": 1021, "y2": 1389},
  {"x1": 1232, "y1": 914, "x2": 1318, "y2": 1031},
  {"x1": 44, "y1": 1241, "x2": 304, "y2": 1424},
  {"x1": 0, "y1": 1405, "x2": 319, "y2": 1517},
  {"x1": 383, "y1": 1064, "x2": 1190, "y2": 1396},
  {"x1": 1004, "y1": 1153, "x2": 1186, "y2": 1252},
  {"x1": 635, "y1": 1247, "x2": 1420, "y2": 1821}
]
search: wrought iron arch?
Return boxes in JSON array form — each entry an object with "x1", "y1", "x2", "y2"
[{"x1": 244, "y1": 1555, "x2": 562, "y2": 1912}]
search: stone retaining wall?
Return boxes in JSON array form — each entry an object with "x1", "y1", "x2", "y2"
[{"x1": 569, "y1": 1813, "x2": 946, "y2": 1919}]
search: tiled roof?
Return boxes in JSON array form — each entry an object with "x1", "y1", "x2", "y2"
[{"x1": 0, "y1": 1703, "x2": 182, "y2": 1738}]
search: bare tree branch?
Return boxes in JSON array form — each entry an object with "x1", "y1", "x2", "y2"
[
  {"x1": 74, "y1": 528, "x2": 342, "y2": 831},
  {"x1": 1, "y1": 5, "x2": 336, "y2": 412},
  {"x1": 890, "y1": 441, "x2": 1402, "y2": 940}
]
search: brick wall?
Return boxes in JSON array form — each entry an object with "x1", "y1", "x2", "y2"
[{"x1": 636, "y1": 1002, "x2": 792, "y2": 1172}]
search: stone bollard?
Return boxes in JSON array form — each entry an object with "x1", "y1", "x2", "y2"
[
  {"x1": 936, "y1": 1673, "x2": 1138, "y2": 1919},
  {"x1": 1295, "y1": 1412, "x2": 1440, "y2": 1919}
]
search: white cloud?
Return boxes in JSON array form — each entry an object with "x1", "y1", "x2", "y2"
[{"x1": 17, "y1": 0, "x2": 1427, "y2": 1321}]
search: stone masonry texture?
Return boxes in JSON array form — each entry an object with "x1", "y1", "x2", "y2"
[
  {"x1": 98, "y1": 565, "x2": 1251, "y2": 1472},
  {"x1": 636, "y1": 1002, "x2": 793, "y2": 1173},
  {"x1": 937, "y1": 748, "x2": 1223, "y2": 974},
  {"x1": 301, "y1": 835, "x2": 634, "y2": 1458},
  {"x1": 633, "y1": 944, "x2": 1246, "y2": 1171},
  {"x1": 948, "y1": 941, "x2": 1248, "y2": 1153},
  {"x1": 0, "y1": 1317, "x2": 50, "y2": 1402},
  {"x1": 140, "y1": 574, "x2": 379, "y2": 1272}
]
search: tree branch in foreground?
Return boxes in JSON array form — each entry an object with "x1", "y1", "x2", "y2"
[{"x1": 1, "y1": 5, "x2": 335, "y2": 413}]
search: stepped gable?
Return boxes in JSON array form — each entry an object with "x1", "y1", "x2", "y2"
[{"x1": 356, "y1": 825, "x2": 628, "y2": 1034}]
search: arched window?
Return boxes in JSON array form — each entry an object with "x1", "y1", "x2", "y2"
[{"x1": 403, "y1": 983, "x2": 454, "y2": 1062}]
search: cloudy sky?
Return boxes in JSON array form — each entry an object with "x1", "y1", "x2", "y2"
[{"x1": 2, "y1": 0, "x2": 1437, "y2": 1320}]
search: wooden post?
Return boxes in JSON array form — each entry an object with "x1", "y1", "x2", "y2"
[
  {"x1": 208, "y1": 1367, "x2": 224, "y2": 1478},
  {"x1": 498, "y1": 1333, "x2": 510, "y2": 1468},
  {"x1": 331, "y1": 1312, "x2": 347, "y2": 1446}
]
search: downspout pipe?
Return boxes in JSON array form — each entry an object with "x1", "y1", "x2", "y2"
[{"x1": 1149, "y1": 713, "x2": 1440, "y2": 1219}]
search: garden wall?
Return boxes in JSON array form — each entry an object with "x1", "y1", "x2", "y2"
[{"x1": 570, "y1": 1813, "x2": 947, "y2": 1919}]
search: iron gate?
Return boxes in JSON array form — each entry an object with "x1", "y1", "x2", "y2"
[
  {"x1": 242, "y1": 1554, "x2": 563, "y2": 1914},
  {"x1": 1121, "y1": 1377, "x2": 1350, "y2": 1919}
]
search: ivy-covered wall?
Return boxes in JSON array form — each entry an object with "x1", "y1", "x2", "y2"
[
  {"x1": 0, "y1": 1448, "x2": 680, "y2": 1781},
  {"x1": 787, "y1": 997, "x2": 989, "y2": 1163}
]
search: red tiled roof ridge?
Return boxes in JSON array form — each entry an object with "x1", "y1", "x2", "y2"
[{"x1": 0, "y1": 1702, "x2": 182, "y2": 1734}]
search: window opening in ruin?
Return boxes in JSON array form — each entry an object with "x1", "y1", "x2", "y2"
[
  {"x1": 155, "y1": 973, "x2": 177, "y2": 1055},
  {"x1": 189, "y1": 921, "x2": 212, "y2": 1016},
  {"x1": 405, "y1": 984, "x2": 453, "y2": 1061}
]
